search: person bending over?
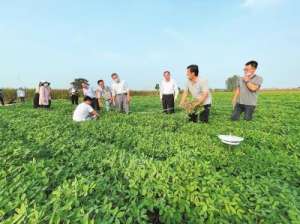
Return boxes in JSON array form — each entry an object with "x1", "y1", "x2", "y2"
[{"x1": 73, "y1": 96, "x2": 99, "y2": 122}]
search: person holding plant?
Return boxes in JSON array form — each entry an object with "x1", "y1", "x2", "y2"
[
  {"x1": 96, "y1": 80, "x2": 112, "y2": 112},
  {"x1": 73, "y1": 96, "x2": 99, "y2": 122},
  {"x1": 231, "y1": 60, "x2": 263, "y2": 121},
  {"x1": 160, "y1": 71, "x2": 179, "y2": 114},
  {"x1": 180, "y1": 64, "x2": 212, "y2": 123}
]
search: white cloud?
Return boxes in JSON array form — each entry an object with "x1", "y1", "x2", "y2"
[{"x1": 242, "y1": 0, "x2": 284, "y2": 8}]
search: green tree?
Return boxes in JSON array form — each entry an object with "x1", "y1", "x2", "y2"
[
  {"x1": 226, "y1": 75, "x2": 239, "y2": 91},
  {"x1": 72, "y1": 78, "x2": 88, "y2": 90}
]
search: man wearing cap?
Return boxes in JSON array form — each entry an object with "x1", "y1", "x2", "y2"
[
  {"x1": 180, "y1": 64, "x2": 212, "y2": 123},
  {"x1": 160, "y1": 71, "x2": 179, "y2": 114},
  {"x1": 81, "y1": 82, "x2": 99, "y2": 110},
  {"x1": 231, "y1": 60, "x2": 263, "y2": 121},
  {"x1": 111, "y1": 73, "x2": 130, "y2": 114}
]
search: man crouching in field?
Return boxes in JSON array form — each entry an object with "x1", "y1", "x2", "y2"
[
  {"x1": 180, "y1": 64, "x2": 212, "y2": 123},
  {"x1": 73, "y1": 96, "x2": 99, "y2": 122},
  {"x1": 231, "y1": 60, "x2": 263, "y2": 121}
]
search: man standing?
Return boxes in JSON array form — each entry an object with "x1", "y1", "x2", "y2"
[
  {"x1": 73, "y1": 96, "x2": 99, "y2": 122},
  {"x1": 0, "y1": 89, "x2": 4, "y2": 106},
  {"x1": 81, "y1": 82, "x2": 99, "y2": 110},
  {"x1": 231, "y1": 61, "x2": 263, "y2": 121},
  {"x1": 69, "y1": 83, "x2": 79, "y2": 105},
  {"x1": 160, "y1": 71, "x2": 179, "y2": 114},
  {"x1": 96, "y1": 80, "x2": 112, "y2": 112},
  {"x1": 180, "y1": 64, "x2": 212, "y2": 123},
  {"x1": 17, "y1": 87, "x2": 26, "y2": 103},
  {"x1": 111, "y1": 73, "x2": 130, "y2": 114}
]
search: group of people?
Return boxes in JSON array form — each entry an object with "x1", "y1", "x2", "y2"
[
  {"x1": 72, "y1": 60, "x2": 263, "y2": 123},
  {"x1": 160, "y1": 60, "x2": 263, "y2": 123},
  {"x1": 33, "y1": 81, "x2": 52, "y2": 109},
  {"x1": 1, "y1": 60, "x2": 263, "y2": 123},
  {"x1": 72, "y1": 73, "x2": 130, "y2": 122}
]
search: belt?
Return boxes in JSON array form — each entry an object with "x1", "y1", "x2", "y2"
[{"x1": 116, "y1": 93, "x2": 127, "y2": 96}]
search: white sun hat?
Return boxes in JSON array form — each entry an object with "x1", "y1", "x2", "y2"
[{"x1": 218, "y1": 135, "x2": 244, "y2": 146}]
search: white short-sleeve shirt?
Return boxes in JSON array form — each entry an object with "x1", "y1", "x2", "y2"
[
  {"x1": 73, "y1": 103, "x2": 94, "y2": 122},
  {"x1": 83, "y1": 86, "x2": 96, "y2": 98},
  {"x1": 111, "y1": 80, "x2": 129, "y2": 96}
]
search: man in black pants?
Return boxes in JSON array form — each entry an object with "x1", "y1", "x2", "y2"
[
  {"x1": 231, "y1": 60, "x2": 263, "y2": 121},
  {"x1": 69, "y1": 84, "x2": 79, "y2": 105},
  {"x1": 160, "y1": 71, "x2": 178, "y2": 114},
  {"x1": 0, "y1": 89, "x2": 4, "y2": 106},
  {"x1": 180, "y1": 65, "x2": 212, "y2": 123}
]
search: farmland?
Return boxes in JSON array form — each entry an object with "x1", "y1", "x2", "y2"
[{"x1": 0, "y1": 92, "x2": 300, "y2": 223}]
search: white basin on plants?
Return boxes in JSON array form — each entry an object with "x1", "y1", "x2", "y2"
[{"x1": 218, "y1": 135, "x2": 244, "y2": 146}]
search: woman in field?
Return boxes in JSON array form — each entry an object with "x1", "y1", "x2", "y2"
[{"x1": 39, "y1": 81, "x2": 52, "y2": 109}]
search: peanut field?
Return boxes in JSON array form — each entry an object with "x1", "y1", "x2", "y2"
[{"x1": 0, "y1": 92, "x2": 299, "y2": 223}]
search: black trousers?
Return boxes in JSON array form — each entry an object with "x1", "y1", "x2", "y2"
[
  {"x1": 231, "y1": 103, "x2": 255, "y2": 121},
  {"x1": 33, "y1": 93, "x2": 39, "y2": 108},
  {"x1": 0, "y1": 96, "x2": 4, "y2": 105},
  {"x1": 188, "y1": 104, "x2": 211, "y2": 123},
  {"x1": 162, "y1": 94, "x2": 175, "y2": 114},
  {"x1": 231, "y1": 103, "x2": 256, "y2": 121},
  {"x1": 71, "y1": 94, "x2": 79, "y2": 105},
  {"x1": 20, "y1": 97, "x2": 25, "y2": 103},
  {"x1": 91, "y1": 98, "x2": 100, "y2": 110}
]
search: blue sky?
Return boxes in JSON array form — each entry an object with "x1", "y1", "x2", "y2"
[{"x1": 0, "y1": 0, "x2": 299, "y2": 89}]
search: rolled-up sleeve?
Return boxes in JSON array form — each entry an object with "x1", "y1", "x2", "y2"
[{"x1": 251, "y1": 76, "x2": 263, "y2": 87}]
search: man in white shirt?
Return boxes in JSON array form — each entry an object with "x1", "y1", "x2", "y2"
[
  {"x1": 73, "y1": 96, "x2": 99, "y2": 122},
  {"x1": 180, "y1": 64, "x2": 212, "y2": 123},
  {"x1": 160, "y1": 71, "x2": 178, "y2": 114},
  {"x1": 69, "y1": 83, "x2": 79, "y2": 105},
  {"x1": 111, "y1": 73, "x2": 130, "y2": 114},
  {"x1": 17, "y1": 87, "x2": 26, "y2": 103},
  {"x1": 81, "y1": 82, "x2": 99, "y2": 110}
]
